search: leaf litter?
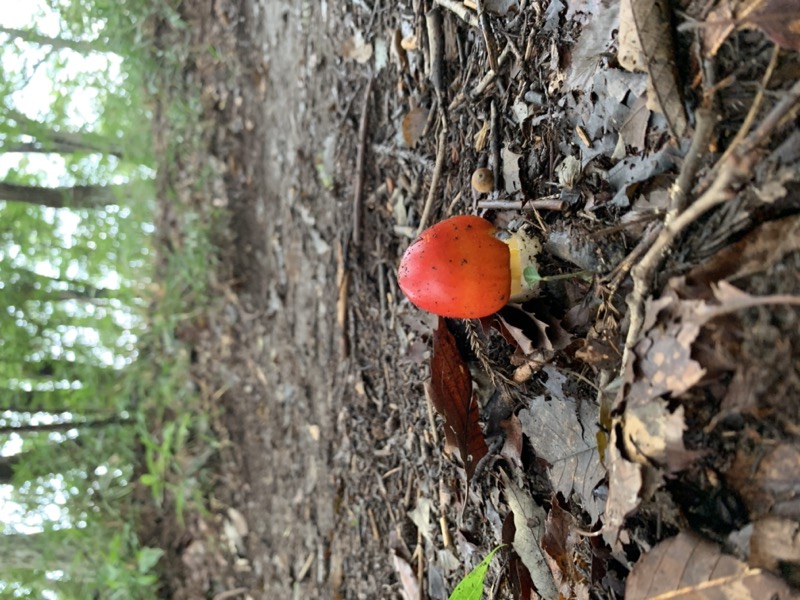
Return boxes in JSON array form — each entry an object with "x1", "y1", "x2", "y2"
[{"x1": 320, "y1": 0, "x2": 800, "y2": 597}]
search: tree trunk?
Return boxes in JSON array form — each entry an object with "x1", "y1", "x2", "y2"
[{"x1": 0, "y1": 181, "x2": 122, "y2": 208}]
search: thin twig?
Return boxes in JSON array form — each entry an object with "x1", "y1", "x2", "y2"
[
  {"x1": 475, "y1": 0, "x2": 499, "y2": 72},
  {"x1": 490, "y1": 99, "x2": 502, "y2": 192},
  {"x1": 477, "y1": 198, "x2": 566, "y2": 211},
  {"x1": 620, "y1": 77, "x2": 800, "y2": 367},
  {"x1": 417, "y1": 115, "x2": 448, "y2": 235},
  {"x1": 669, "y1": 107, "x2": 715, "y2": 214},
  {"x1": 352, "y1": 77, "x2": 374, "y2": 247},
  {"x1": 433, "y1": 0, "x2": 478, "y2": 27}
]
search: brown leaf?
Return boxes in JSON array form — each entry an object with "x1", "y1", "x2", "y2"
[
  {"x1": 750, "y1": 517, "x2": 800, "y2": 576},
  {"x1": 686, "y1": 215, "x2": 800, "y2": 286},
  {"x1": 391, "y1": 553, "x2": 420, "y2": 599},
  {"x1": 618, "y1": 0, "x2": 688, "y2": 137},
  {"x1": 626, "y1": 531, "x2": 798, "y2": 599},
  {"x1": 602, "y1": 426, "x2": 643, "y2": 545},
  {"x1": 728, "y1": 443, "x2": 800, "y2": 520},
  {"x1": 430, "y1": 318, "x2": 488, "y2": 482},
  {"x1": 740, "y1": 0, "x2": 800, "y2": 51},
  {"x1": 502, "y1": 474, "x2": 559, "y2": 598},
  {"x1": 401, "y1": 107, "x2": 428, "y2": 148},
  {"x1": 518, "y1": 367, "x2": 606, "y2": 523},
  {"x1": 622, "y1": 401, "x2": 703, "y2": 472},
  {"x1": 502, "y1": 512, "x2": 535, "y2": 600},
  {"x1": 542, "y1": 499, "x2": 590, "y2": 596}
]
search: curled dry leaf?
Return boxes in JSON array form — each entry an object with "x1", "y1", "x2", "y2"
[
  {"x1": 430, "y1": 318, "x2": 488, "y2": 482},
  {"x1": 626, "y1": 531, "x2": 798, "y2": 599}
]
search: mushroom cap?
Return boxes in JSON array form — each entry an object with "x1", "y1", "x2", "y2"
[{"x1": 398, "y1": 215, "x2": 511, "y2": 318}]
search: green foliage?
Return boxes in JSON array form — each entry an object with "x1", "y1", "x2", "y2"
[
  {"x1": 449, "y1": 545, "x2": 505, "y2": 600},
  {"x1": 0, "y1": 0, "x2": 214, "y2": 596}
]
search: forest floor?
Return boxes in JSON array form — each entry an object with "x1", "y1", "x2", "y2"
[{"x1": 144, "y1": 0, "x2": 800, "y2": 598}]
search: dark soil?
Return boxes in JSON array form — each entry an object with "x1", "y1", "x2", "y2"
[{"x1": 144, "y1": 0, "x2": 800, "y2": 598}]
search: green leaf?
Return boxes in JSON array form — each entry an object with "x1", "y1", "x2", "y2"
[
  {"x1": 449, "y1": 545, "x2": 505, "y2": 600},
  {"x1": 523, "y1": 265, "x2": 541, "y2": 285},
  {"x1": 136, "y1": 547, "x2": 164, "y2": 573}
]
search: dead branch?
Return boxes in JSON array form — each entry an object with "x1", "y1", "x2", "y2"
[{"x1": 620, "y1": 77, "x2": 800, "y2": 368}]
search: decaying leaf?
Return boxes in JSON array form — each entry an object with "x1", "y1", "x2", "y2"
[
  {"x1": 626, "y1": 532, "x2": 798, "y2": 599},
  {"x1": 401, "y1": 107, "x2": 429, "y2": 148},
  {"x1": 502, "y1": 473, "x2": 559, "y2": 598},
  {"x1": 518, "y1": 367, "x2": 606, "y2": 523},
  {"x1": 502, "y1": 146, "x2": 522, "y2": 193},
  {"x1": 686, "y1": 215, "x2": 800, "y2": 286},
  {"x1": 618, "y1": 0, "x2": 687, "y2": 137},
  {"x1": 727, "y1": 443, "x2": 800, "y2": 520},
  {"x1": 565, "y1": 1, "x2": 620, "y2": 90},
  {"x1": 392, "y1": 553, "x2": 421, "y2": 599},
  {"x1": 502, "y1": 512, "x2": 535, "y2": 600},
  {"x1": 430, "y1": 318, "x2": 488, "y2": 482},
  {"x1": 542, "y1": 500, "x2": 591, "y2": 598},
  {"x1": 602, "y1": 426, "x2": 643, "y2": 545},
  {"x1": 341, "y1": 31, "x2": 374, "y2": 64},
  {"x1": 484, "y1": 0, "x2": 520, "y2": 16},
  {"x1": 704, "y1": 0, "x2": 800, "y2": 55},
  {"x1": 741, "y1": 0, "x2": 800, "y2": 51},
  {"x1": 750, "y1": 517, "x2": 800, "y2": 577},
  {"x1": 622, "y1": 401, "x2": 701, "y2": 472}
]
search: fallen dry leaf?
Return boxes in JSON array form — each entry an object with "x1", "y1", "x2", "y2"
[
  {"x1": 518, "y1": 367, "x2": 606, "y2": 523},
  {"x1": 502, "y1": 512, "x2": 536, "y2": 600},
  {"x1": 542, "y1": 499, "x2": 591, "y2": 598},
  {"x1": 686, "y1": 215, "x2": 800, "y2": 286},
  {"x1": 502, "y1": 146, "x2": 522, "y2": 193},
  {"x1": 502, "y1": 473, "x2": 559, "y2": 598},
  {"x1": 392, "y1": 553, "x2": 421, "y2": 600},
  {"x1": 622, "y1": 401, "x2": 701, "y2": 472},
  {"x1": 401, "y1": 107, "x2": 428, "y2": 148},
  {"x1": 727, "y1": 443, "x2": 800, "y2": 520},
  {"x1": 618, "y1": 0, "x2": 687, "y2": 137},
  {"x1": 740, "y1": 0, "x2": 800, "y2": 50},
  {"x1": 626, "y1": 531, "x2": 798, "y2": 599},
  {"x1": 430, "y1": 318, "x2": 488, "y2": 482},
  {"x1": 750, "y1": 517, "x2": 800, "y2": 576},
  {"x1": 341, "y1": 32, "x2": 373, "y2": 64},
  {"x1": 602, "y1": 426, "x2": 643, "y2": 545}
]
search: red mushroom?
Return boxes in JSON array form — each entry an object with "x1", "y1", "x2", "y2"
[{"x1": 398, "y1": 215, "x2": 541, "y2": 318}]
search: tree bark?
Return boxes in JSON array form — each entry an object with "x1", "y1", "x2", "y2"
[{"x1": 0, "y1": 181, "x2": 122, "y2": 208}]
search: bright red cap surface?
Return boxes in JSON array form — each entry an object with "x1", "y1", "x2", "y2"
[{"x1": 398, "y1": 215, "x2": 511, "y2": 318}]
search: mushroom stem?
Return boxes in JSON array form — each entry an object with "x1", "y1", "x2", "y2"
[{"x1": 504, "y1": 229, "x2": 542, "y2": 302}]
